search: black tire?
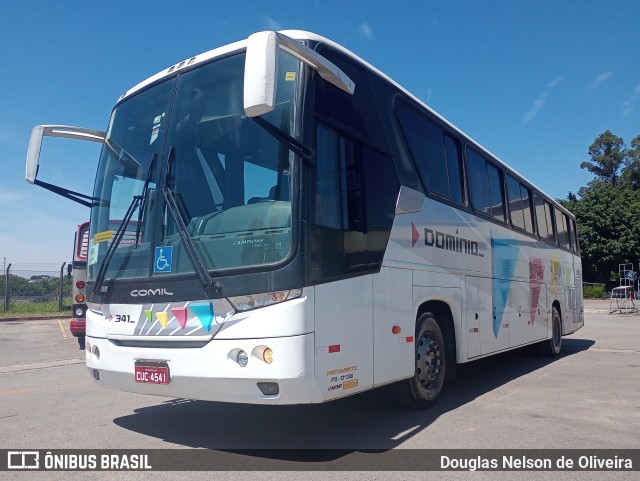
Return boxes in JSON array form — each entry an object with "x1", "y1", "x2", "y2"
[
  {"x1": 393, "y1": 312, "x2": 446, "y2": 408},
  {"x1": 539, "y1": 306, "x2": 562, "y2": 356}
]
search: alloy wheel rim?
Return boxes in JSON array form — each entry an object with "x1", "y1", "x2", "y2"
[{"x1": 416, "y1": 332, "x2": 441, "y2": 390}]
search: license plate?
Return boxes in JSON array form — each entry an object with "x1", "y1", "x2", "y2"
[{"x1": 134, "y1": 361, "x2": 170, "y2": 385}]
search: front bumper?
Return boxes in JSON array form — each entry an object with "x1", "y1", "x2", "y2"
[{"x1": 85, "y1": 331, "x2": 324, "y2": 404}]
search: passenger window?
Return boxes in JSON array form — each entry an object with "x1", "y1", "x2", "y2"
[
  {"x1": 313, "y1": 122, "x2": 399, "y2": 280},
  {"x1": 507, "y1": 176, "x2": 525, "y2": 230},
  {"x1": 467, "y1": 148, "x2": 490, "y2": 213},
  {"x1": 534, "y1": 194, "x2": 555, "y2": 242},
  {"x1": 467, "y1": 147, "x2": 505, "y2": 222},
  {"x1": 555, "y1": 210, "x2": 571, "y2": 249},
  {"x1": 506, "y1": 175, "x2": 534, "y2": 234},
  {"x1": 444, "y1": 135, "x2": 464, "y2": 204},
  {"x1": 570, "y1": 218, "x2": 580, "y2": 254},
  {"x1": 486, "y1": 163, "x2": 506, "y2": 223},
  {"x1": 315, "y1": 45, "x2": 388, "y2": 147},
  {"x1": 395, "y1": 100, "x2": 464, "y2": 205},
  {"x1": 545, "y1": 200, "x2": 556, "y2": 242},
  {"x1": 316, "y1": 125, "x2": 346, "y2": 229},
  {"x1": 520, "y1": 185, "x2": 533, "y2": 233}
]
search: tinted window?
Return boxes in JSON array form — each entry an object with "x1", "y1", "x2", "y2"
[
  {"x1": 467, "y1": 148, "x2": 490, "y2": 213},
  {"x1": 316, "y1": 125, "x2": 344, "y2": 229},
  {"x1": 395, "y1": 100, "x2": 464, "y2": 205},
  {"x1": 570, "y1": 218, "x2": 580, "y2": 254},
  {"x1": 486, "y1": 163, "x2": 506, "y2": 222},
  {"x1": 313, "y1": 123, "x2": 399, "y2": 280},
  {"x1": 555, "y1": 210, "x2": 571, "y2": 249},
  {"x1": 315, "y1": 45, "x2": 388, "y2": 147},
  {"x1": 534, "y1": 194, "x2": 555, "y2": 242},
  {"x1": 506, "y1": 175, "x2": 534, "y2": 234},
  {"x1": 545, "y1": 202, "x2": 556, "y2": 242},
  {"x1": 467, "y1": 147, "x2": 505, "y2": 222},
  {"x1": 444, "y1": 135, "x2": 464, "y2": 204},
  {"x1": 507, "y1": 175, "x2": 525, "y2": 230}
]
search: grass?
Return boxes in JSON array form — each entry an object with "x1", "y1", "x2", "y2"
[
  {"x1": 0, "y1": 300, "x2": 72, "y2": 318},
  {"x1": 583, "y1": 284, "x2": 607, "y2": 299}
]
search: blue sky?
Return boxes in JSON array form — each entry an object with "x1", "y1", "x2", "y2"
[{"x1": 1, "y1": 0, "x2": 639, "y2": 263}]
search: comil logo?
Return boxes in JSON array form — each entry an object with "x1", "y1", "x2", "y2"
[
  {"x1": 7, "y1": 451, "x2": 39, "y2": 469},
  {"x1": 130, "y1": 288, "x2": 174, "y2": 297}
]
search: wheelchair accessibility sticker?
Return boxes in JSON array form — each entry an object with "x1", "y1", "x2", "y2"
[{"x1": 154, "y1": 246, "x2": 173, "y2": 273}]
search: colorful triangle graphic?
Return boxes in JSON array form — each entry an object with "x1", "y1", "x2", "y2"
[
  {"x1": 171, "y1": 307, "x2": 188, "y2": 329},
  {"x1": 156, "y1": 311, "x2": 169, "y2": 329},
  {"x1": 190, "y1": 303, "x2": 214, "y2": 332},
  {"x1": 145, "y1": 310, "x2": 153, "y2": 322},
  {"x1": 491, "y1": 236, "x2": 520, "y2": 338}
]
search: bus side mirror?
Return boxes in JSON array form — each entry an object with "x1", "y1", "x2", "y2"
[
  {"x1": 25, "y1": 125, "x2": 106, "y2": 207},
  {"x1": 243, "y1": 31, "x2": 355, "y2": 118},
  {"x1": 243, "y1": 31, "x2": 279, "y2": 118},
  {"x1": 27, "y1": 125, "x2": 106, "y2": 183}
]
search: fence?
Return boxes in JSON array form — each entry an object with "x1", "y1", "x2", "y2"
[{"x1": 2, "y1": 262, "x2": 72, "y2": 312}]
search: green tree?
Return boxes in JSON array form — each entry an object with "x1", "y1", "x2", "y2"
[
  {"x1": 565, "y1": 183, "x2": 640, "y2": 283},
  {"x1": 580, "y1": 130, "x2": 626, "y2": 187},
  {"x1": 621, "y1": 134, "x2": 640, "y2": 189}
]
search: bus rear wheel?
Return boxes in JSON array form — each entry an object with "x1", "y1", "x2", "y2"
[
  {"x1": 539, "y1": 306, "x2": 562, "y2": 356},
  {"x1": 393, "y1": 312, "x2": 446, "y2": 408}
]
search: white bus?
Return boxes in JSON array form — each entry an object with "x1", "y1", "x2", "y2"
[{"x1": 26, "y1": 30, "x2": 583, "y2": 407}]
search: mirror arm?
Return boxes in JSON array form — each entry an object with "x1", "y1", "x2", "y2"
[{"x1": 32, "y1": 179, "x2": 99, "y2": 208}]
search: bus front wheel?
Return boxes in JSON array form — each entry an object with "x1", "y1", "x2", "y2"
[{"x1": 393, "y1": 312, "x2": 446, "y2": 408}]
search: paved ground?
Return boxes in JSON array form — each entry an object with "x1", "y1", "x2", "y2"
[{"x1": 0, "y1": 299, "x2": 638, "y2": 480}]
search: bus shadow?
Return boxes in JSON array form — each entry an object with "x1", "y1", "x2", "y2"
[{"x1": 113, "y1": 338, "x2": 594, "y2": 458}]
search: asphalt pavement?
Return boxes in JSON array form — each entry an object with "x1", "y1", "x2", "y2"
[{"x1": 0, "y1": 299, "x2": 638, "y2": 481}]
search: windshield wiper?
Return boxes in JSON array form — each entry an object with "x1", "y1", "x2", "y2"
[
  {"x1": 93, "y1": 154, "x2": 157, "y2": 295},
  {"x1": 162, "y1": 186, "x2": 220, "y2": 296},
  {"x1": 135, "y1": 153, "x2": 157, "y2": 246},
  {"x1": 251, "y1": 116, "x2": 314, "y2": 164}
]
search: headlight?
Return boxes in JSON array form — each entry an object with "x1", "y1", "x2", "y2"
[
  {"x1": 236, "y1": 350, "x2": 248, "y2": 367},
  {"x1": 227, "y1": 289, "x2": 302, "y2": 312}
]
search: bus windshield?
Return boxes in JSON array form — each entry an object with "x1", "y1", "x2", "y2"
[{"x1": 88, "y1": 51, "x2": 301, "y2": 282}]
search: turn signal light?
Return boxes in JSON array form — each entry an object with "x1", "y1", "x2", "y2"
[
  {"x1": 75, "y1": 294, "x2": 85, "y2": 303},
  {"x1": 392, "y1": 325, "x2": 401, "y2": 334},
  {"x1": 262, "y1": 348, "x2": 273, "y2": 364}
]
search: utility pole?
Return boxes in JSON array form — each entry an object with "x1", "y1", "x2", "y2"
[
  {"x1": 59, "y1": 262, "x2": 66, "y2": 312},
  {"x1": 4, "y1": 261, "x2": 10, "y2": 311}
]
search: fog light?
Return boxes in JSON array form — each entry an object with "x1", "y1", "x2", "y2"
[
  {"x1": 236, "y1": 350, "x2": 248, "y2": 367},
  {"x1": 257, "y1": 382, "x2": 279, "y2": 396},
  {"x1": 93, "y1": 369, "x2": 100, "y2": 380},
  {"x1": 262, "y1": 348, "x2": 273, "y2": 364}
]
